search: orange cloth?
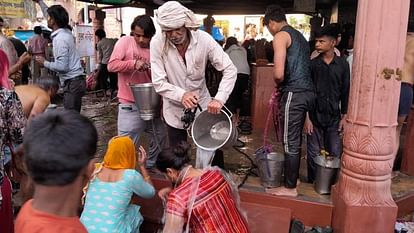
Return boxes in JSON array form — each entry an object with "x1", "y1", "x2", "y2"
[
  {"x1": 82, "y1": 136, "x2": 137, "y2": 204},
  {"x1": 102, "y1": 136, "x2": 136, "y2": 169},
  {"x1": 15, "y1": 200, "x2": 87, "y2": 233}
]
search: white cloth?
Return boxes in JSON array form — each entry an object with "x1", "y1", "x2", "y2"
[
  {"x1": 155, "y1": 1, "x2": 199, "y2": 31},
  {"x1": 225, "y1": 44, "x2": 250, "y2": 75},
  {"x1": 150, "y1": 29, "x2": 237, "y2": 129},
  {"x1": 346, "y1": 49, "x2": 353, "y2": 80}
]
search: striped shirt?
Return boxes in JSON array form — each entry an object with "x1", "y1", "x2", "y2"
[{"x1": 167, "y1": 170, "x2": 249, "y2": 233}]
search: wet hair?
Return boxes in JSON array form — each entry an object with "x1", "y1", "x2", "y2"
[
  {"x1": 95, "y1": 29, "x2": 106, "y2": 40},
  {"x1": 263, "y1": 5, "x2": 287, "y2": 26},
  {"x1": 156, "y1": 141, "x2": 191, "y2": 172},
  {"x1": 35, "y1": 75, "x2": 59, "y2": 93},
  {"x1": 47, "y1": 5, "x2": 69, "y2": 29},
  {"x1": 224, "y1": 36, "x2": 238, "y2": 51},
  {"x1": 23, "y1": 110, "x2": 97, "y2": 186},
  {"x1": 315, "y1": 24, "x2": 339, "y2": 39},
  {"x1": 34, "y1": 26, "x2": 42, "y2": 35},
  {"x1": 130, "y1": 15, "x2": 156, "y2": 38}
]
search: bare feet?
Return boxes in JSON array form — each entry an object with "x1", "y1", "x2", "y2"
[
  {"x1": 265, "y1": 186, "x2": 298, "y2": 197},
  {"x1": 391, "y1": 171, "x2": 400, "y2": 179}
]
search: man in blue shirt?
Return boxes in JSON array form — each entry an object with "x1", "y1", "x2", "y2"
[{"x1": 33, "y1": 0, "x2": 86, "y2": 112}]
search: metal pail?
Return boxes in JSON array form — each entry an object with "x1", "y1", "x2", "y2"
[
  {"x1": 191, "y1": 106, "x2": 237, "y2": 151},
  {"x1": 314, "y1": 156, "x2": 341, "y2": 194},
  {"x1": 256, "y1": 152, "x2": 284, "y2": 188},
  {"x1": 129, "y1": 83, "x2": 161, "y2": 120}
]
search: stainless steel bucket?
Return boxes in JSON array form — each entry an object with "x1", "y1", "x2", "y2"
[
  {"x1": 129, "y1": 83, "x2": 161, "y2": 121},
  {"x1": 314, "y1": 156, "x2": 341, "y2": 194},
  {"x1": 191, "y1": 106, "x2": 237, "y2": 151},
  {"x1": 256, "y1": 152, "x2": 284, "y2": 188}
]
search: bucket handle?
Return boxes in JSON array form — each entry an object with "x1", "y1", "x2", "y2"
[
  {"x1": 184, "y1": 98, "x2": 232, "y2": 137},
  {"x1": 127, "y1": 63, "x2": 151, "y2": 86},
  {"x1": 127, "y1": 69, "x2": 139, "y2": 86},
  {"x1": 196, "y1": 97, "x2": 233, "y2": 119},
  {"x1": 220, "y1": 104, "x2": 233, "y2": 119}
]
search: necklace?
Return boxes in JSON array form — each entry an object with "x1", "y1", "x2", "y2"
[{"x1": 175, "y1": 165, "x2": 192, "y2": 188}]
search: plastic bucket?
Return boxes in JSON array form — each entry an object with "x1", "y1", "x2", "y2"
[
  {"x1": 256, "y1": 152, "x2": 284, "y2": 188},
  {"x1": 314, "y1": 156, "x2": 340, "y2": 194},
  {"x1": 191, "y1": 106, "x2": 237, "y2": 151},
  {"x1": 129, "y1": 83, "x2": 161, "y2": 121}
]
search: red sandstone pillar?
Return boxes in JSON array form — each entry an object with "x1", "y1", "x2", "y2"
[{"x1": 331, "y1": 1, "x2": 410, "y2": 232}]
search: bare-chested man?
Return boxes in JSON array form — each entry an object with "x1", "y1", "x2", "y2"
[{"x1": 14, "y1": 76, "x2": 59, "y2": 120}]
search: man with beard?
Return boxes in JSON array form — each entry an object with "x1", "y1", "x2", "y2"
[{"x1": 150, "y1": 1, "x2": 237, "y2": 168}]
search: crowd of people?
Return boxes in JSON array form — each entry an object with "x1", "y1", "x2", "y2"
[{"x1": 0, "y1": 0, "x2": 413, "y2": 232}]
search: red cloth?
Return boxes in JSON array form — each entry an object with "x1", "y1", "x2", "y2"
[
  {"x1": 0, "y1": 176, "x2": 14, "y2": 233},
  {"x1": 263, "y1": 89, "x2": 283, "y2": 144},
  {"x1": 271, "y1": 89, "x2": 283, "y2": 142},
  {"x1": 167, "y1": 170, "x2": 249, "y2": 233},
  {"x1": 15, "y1": 200, "x2": 87, "y2": 233},
  {"x1": 0, "y1": 49, "x2": 11, "y2": 89}
]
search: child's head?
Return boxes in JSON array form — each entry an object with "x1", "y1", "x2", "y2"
[{"x1": 23, "y1": 110, "x2": 97, "y2": 186}]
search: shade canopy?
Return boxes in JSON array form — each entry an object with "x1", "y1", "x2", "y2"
[{"x1": 76, "y1": 0, "x2": 357, "y2": 15}]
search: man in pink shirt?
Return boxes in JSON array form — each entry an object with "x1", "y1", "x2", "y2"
[
  {"x1": 28, "y1": 26, "x2": 48, "y2": 81},
  {"x1": 108, "y1": 15, "x2": 166, "y2": 169}
]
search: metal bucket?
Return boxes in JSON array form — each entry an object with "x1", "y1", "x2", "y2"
[
  {"x1": 256, "y1": 152, "x2": 284, "y2": 188},
  {"x1": 314, "y1": 156, "x2": 341, "y2": 194},
  {"x1": 129, "y1": 83, "x2": 161, "y2": 121},
  {"x1": 191, "y1": 106, "x2": 237, "y2": 151}
]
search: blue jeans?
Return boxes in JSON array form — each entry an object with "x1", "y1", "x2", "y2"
[
  {"x1": 306, "y1": 122, "x2": 342, "y2": 183},
  {"x1": 118, "y1": 103, "x2": 167, "y2": 168}
]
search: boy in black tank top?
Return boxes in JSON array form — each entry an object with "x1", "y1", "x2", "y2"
[{"x1": 263, "y1": 5, "x2": 315, "y2": 197}]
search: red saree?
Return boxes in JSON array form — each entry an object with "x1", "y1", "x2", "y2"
[{"x1": 166, "y1": 170, "x2": 249, "y2": 233}]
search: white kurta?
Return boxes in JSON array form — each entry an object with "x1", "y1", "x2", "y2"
[{"x1": 150, "y1": 29, "x2": 237, "y2": 129}]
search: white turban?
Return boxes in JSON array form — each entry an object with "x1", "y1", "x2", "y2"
[{"x1": 155, "y1": 1, "x2": 199, "y2": 31}]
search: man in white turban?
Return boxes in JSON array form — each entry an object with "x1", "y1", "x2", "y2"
[{"x1": 151, "y1": 1, "x2": 237, "y2": 168}]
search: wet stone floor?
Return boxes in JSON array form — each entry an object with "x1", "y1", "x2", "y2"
[{"x1": 79, "y1": 93, "x2": 414, "y2": 206}]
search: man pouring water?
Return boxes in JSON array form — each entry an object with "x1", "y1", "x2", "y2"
[{"x1": 150, "y1": 1, "x2": 237, "y2": 168}]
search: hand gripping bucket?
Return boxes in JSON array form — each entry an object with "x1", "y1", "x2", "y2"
[
  {"x1": 191, "y1": 105, "x2": 238, "y2": 151},
  {"x1": 129, "y1": 83, "x2": 161, "y2": 121}
]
